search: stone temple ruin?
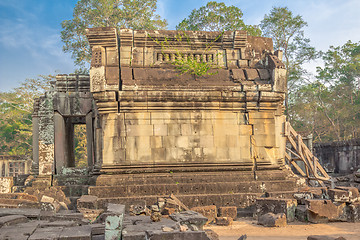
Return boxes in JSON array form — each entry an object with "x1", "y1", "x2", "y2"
[
  {"x1": 0, "y1": 28, "x2": 359, "y2": 239},
  {"x1": 31, "y1": 27, "x2": 295, "y2": 206}
]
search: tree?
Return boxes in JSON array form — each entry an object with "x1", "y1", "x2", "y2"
[
  {"x1": 61, "y1": 0, "x2": 167, "y2": 66},
  {"x1": 176, "y1": 1, "x2": 261, "y2": 36},
  {"x1": 289, "y1": 41, "x2": 360, "y2": 142},
  {"x1": 260, "y1": 7, "x2": 317, "y2": 115},
  {"x1": 0, "y1": 75, "x2": 53, "y2": 155}
]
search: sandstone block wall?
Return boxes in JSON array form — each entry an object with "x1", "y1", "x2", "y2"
[{"x1": 84, "y1": 28, "x2": 288, "y2": 171}]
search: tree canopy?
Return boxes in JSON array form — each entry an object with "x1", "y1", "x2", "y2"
[
  {"x1": 290, "y1": 41, "x2": 360, "y2": 142},
  {"x1": 0, "y1": 75, "x2": 53, "y2": 155},
  {"x1": 176, "y1": 1, "x2": 261, "y2": 36},
  {"x1": 260, "y1": 7, "x2": 317, "y2": 114},
  {"x1": 61, "y1": 0, "x2": 168, "y2": 66}
]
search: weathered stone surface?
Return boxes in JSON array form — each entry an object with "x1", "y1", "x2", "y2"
[
  {"x1": 77, "y1": 195, "x2": 99, "y2": 209},
  {"x1": 348, "y1": 202, "x2": 360, "y2": 222},
  {"x1": 256, "y1": 198, "x2": 297, "y2": 222},
  {"x1": 58, "y1": 225, "x2": 92, "y2": 240},
  {"x1": 218, "y1": 206, "x2": 237, "y2": 220},
  {"x1": 0, "y1": 177, "x2": 13, "y2": 193},
  {"x1": 306, "y1": 199, "x2": 347, "y2": 223},
  {"x1": 204, "y1": 229, "x2": 219, "y2": 240},
  {"x1": 191, "y1": 205, "x2": 217, "y2": 224},
  {"x1": 328, "y1": 187, "x2": 360, "y2": 203},
  {"x1": 215, "y1": 216, "x2": 233, "y2": 226},
  {"x1": 78, "y1": 208, "x2": 104, "y2": 222},
  {"x1": 107, "y1": 203, "x2": 125, "y2": 214},
  {"x1": 0, "y1": 208, "x2": 41, "y2": 218},
  {"x1": 258, "y1": 212, "x2": 287, "y2": 227},
  {"x1": 28, "y1": 226, "x2": 63, "y2": 240},
  {"x1": 0, "y1": 215, "x2": 28, "y2": 227},
  {"x1": 170, "y1": 211, "x2": 207, "y2": 230},
  {"x1": 295, "y1": 205, "x2": 308, "y2": 222}
]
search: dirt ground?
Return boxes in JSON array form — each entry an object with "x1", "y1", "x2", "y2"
[{"x1": 206, "y1": 218, "x2": 360, "y2": 240}]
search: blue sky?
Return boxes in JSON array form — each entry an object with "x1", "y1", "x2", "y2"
[{"x1": 1, "y1": 0, "x2": 360, "y2": 91}]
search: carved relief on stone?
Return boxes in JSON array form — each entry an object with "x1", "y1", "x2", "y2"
[
  {"x1": 38, "y1": 142, "x2": 54, "y2": 175},
  {"x1": 91, "y1": 48, "x2": 103, "y2": 68},
  {"x1": 90, "y1": 67, "x2": 105, "y2": 92}
]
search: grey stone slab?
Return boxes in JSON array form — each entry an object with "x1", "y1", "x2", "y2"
[
  {"x1": 39, "y1": 220, "x2": 77, "y2": 228},
  {"x1": 59, "y1": 225, "x2": 92, "y2": 240},
  {"x1": 91, "y1": 223, "x2": 105, "y2": 235},
  {"x1": 146, "y1": 230, "x2": 210, "y2": 240},
  {"x1": 0, "y1": 214, "x2": 28, "y2": 227},
  {"x1": 107, "y1": 203, "x2": 125, "y2": 214},
  {"x1": 92, "y1": 235, "x2": 105, "y2": 240},
  {"x1": 0, "y1": 208, "x2": 41, "y2": 218},
  {"x1": 28, "y1": 226, "x2": 63, "y2": 240},
  {"x1": 170, "y1": 211, "x2": 207, "y2": 229},
  {"x1": 0, "y1": 225, "x2": 38, "y2": 240}
]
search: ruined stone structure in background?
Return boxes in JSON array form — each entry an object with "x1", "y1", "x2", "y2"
[
  {"x1": 314, "y1": 139, "x2": 360, "y2": 174},
  {"x1": 0, "y1": 155, "x2": 30, "y2": 177},
  {"x1": 31, "y1": 27, "x2": 300, "y2": 208},
  {"x1": 32, "y1": 75, "x2": 95, "y2": 175}
]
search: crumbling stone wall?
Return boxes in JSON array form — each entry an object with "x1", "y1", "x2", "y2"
[
  {"x1": 85, "y1": 28, "x2": 288, "y2": 172},
  {"x1": 314, "y1": 139, "x2": 360, "y2": 173},
  {"x1": 33, "y1": 75, "x2": 95, "y2": 175}
]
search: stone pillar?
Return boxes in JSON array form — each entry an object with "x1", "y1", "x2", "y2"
[
  {"x1": 32, "y1": 115, "x2": 39, "y2": 174},
  {"x1": 54, "y1": 112, "x2": 67, "y2": 174},
  {"x1": 86, "y1": 112, "x2": 93, "y2": 168}
]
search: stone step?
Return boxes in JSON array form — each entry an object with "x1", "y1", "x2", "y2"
[
  {"x1": 88, "y1": 180, "x2": 297, "y2": 198},
  {"x1": 62, "y1": 185, "x2": 90, "y2": 197},
  {"x1": 95, "y1": 170, "x2": 288, "y2": 186},
  {"x1": 96, "y1": 191, "x2": 297, "y2": 209},
  {"x1": 0, "y1": 193, "x2": 38, "y2": 202},
  {"x1": 0, "y1": 198, "x2": 38, "y2": 207},
  {"x1": 54, "y1": 175, "x2": 95, "y2": 186},
  {"x1": 0, "y1": 204, "x2": 18, "y2": 209}
]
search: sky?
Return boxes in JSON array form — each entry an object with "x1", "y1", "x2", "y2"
[{"x1": 1, "y1": 0, "x2": 360, "y2": 91}]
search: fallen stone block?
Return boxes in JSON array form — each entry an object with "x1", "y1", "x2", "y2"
[
  {"x1": 0, "y1": 224, "x2": 39, "y2": 240},
  {"x1": 78, "y1": 208, "x2": 104, "y2": 222},
  {"x1": 39, "y1": 220, "x2": 77, "y2": 228},
  {"x1": 162, "y1": 207, "x2": 176, "y2": 216},
  {"x1": 107, "y1": 203, "x2": 125, "y2": 215},
  {"x1": 145, "y1": 230, "x2": 210, "y2": 240},
  {"x1": 330, "y1": 187, "x2": 360, "y2": 203},
  {"x1": 190, "y1": 205, "x2": 217, "y2": 224},
  {"x1": 295, "y1": 205, "x2": 308, "y2": 222},
  {"x1": 28, "y1": 226, "x2": 64, "y2": 240},
  {"x1": 306, "y1": 199, "x2": 347, "y2": 223},
  {"x1": 0, "y1": 208, "x2": 41, "y2": 218},
  {"x1": 91, "y1": 223, "x2": 105, "y2": 235},
  {"x1": 256, "y1": 198, "x2": 297, "y2": 222},
  {"x1": 204, "y1": 229, "x2": 219, "y2": 240},
  {"x1": 218, "y1": 206, "x2": 237, "y2": 220},
  {"x1": 0, "y1": 214, "x2": 28, "y2": 227},
  {"x1": 307, "y1": 235, "x2": 347, "y2": 240},
  {"x1": 215, "y1": 216, "x2": 233, "y2": 226},
  {"x1": 59, "y1": 225, "x2": 92, "y2": 240},
  {"x1": 348, "y1": 202, "x2": 360, "y2": 222},
  {"x1": 170, "y1": 210, "x2": 207, "y2": 230},
  {"x1": 258, "y1": 212, "x2": 287, "y2": 227},
  {"x1": 77, "y1": 195, "x2": 99, "y2": 209},
  {"x1": 129, "y1": 200, "x2": 147, "y2": 215}
]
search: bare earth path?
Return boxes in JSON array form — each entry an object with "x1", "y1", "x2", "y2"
[{"x1": 206, "y1": 218, "x2": 360, "y2": 240}]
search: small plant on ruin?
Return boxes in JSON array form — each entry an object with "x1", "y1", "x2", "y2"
[{"x1": 149, "y1": 31, "x2": 223, "y2": 78}]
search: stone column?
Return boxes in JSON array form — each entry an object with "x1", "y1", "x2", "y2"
[
  {"x1": 86, "y1": 112, "x2": 93, "y2": 168},
  {"x1": 54, "y1": 112, "x2": 67, "y2": 174},
  {"x1": 32, "y1": 115, "x2": 39, "y2": 174}
]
